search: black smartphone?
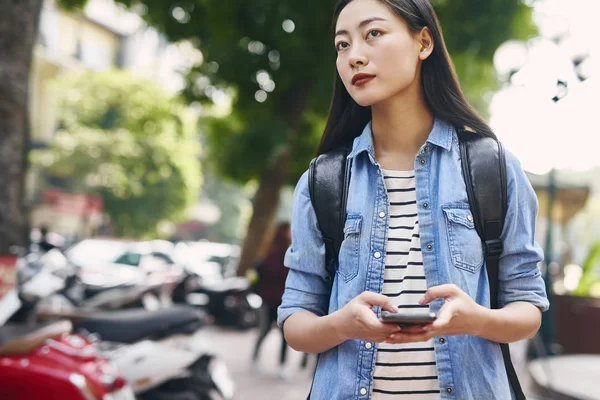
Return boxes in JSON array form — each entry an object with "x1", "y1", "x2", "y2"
[{"x1": 380, "y1": 310, "x2": 437, "y2": 327}]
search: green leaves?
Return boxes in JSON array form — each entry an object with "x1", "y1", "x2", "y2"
[
  {"x1": 57, "y1": 0, "x2": 536, "y2": 185},
  {"x1": 573, "y1": 241, "x2": 600, "y2": 297},
  {"x1": 32, "y1": 69, "x2": 202, "y2": 237}
]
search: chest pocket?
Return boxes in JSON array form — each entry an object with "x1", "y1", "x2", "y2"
[
  {"x1": 442, "y1": 205, "x2": 484, "y2": 272},
  {"x1": 337, "y1": 214, "x2": 362, "y2": 282}
]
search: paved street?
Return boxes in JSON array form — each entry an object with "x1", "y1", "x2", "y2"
[{"x1": 205, "y1": 325, "x2": 314, "y2": 400}]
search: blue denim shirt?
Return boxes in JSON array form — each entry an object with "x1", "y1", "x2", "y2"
[{"x1": 278, "y1": 118, "x2": 549, "y2": 400}]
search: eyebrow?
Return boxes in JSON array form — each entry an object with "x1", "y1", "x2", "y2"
[{"x1": 335, "y1": 17, "x2": 388, "y2": 37}]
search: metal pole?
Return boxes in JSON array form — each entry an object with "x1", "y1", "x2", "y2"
[{"x1": 540, "y1": 167, "x2": 556, "y2": 353}]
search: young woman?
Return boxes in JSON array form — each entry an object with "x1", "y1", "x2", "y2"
[{"x1": 277, "y1": 0, "x2": 549, "y2": 399}]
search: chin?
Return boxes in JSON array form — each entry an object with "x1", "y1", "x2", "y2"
[{"x1": 350, "y1": 92, "x2": 385, "y2": 107}]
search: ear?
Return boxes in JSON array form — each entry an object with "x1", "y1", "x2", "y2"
[{"x1": 417, "y1": 27, "x2": 434, "y2": 60}]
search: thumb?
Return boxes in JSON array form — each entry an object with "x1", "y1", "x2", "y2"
[
  {"x1": 360, "y1": 291, "x2": 398, "y2": 312},
  {"x1": 432, "y1": 304, "x2": 452, "y2": 328}
]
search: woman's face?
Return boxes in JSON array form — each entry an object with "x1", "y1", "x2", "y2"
[{"x1": 334, "y1": 0, "x2": 427, "y2": 107}]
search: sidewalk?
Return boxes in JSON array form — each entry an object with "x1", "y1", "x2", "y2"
[{"x1": 205, "y1": 325, "x2": 314, "y2": 400}]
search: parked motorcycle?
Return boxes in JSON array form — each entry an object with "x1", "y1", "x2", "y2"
[
  {"x1": 25, "y1": 249, "x2": 235, "y2": 400},
  {"x1": 0, "y1": 321, "x2": 136, "y2": 400},
  {"x1": 173, "y1": 270, "x2": 262, "y2": 330},
  {"x1": 0, "y1": 252, "x2": 135, "y2": 400}
]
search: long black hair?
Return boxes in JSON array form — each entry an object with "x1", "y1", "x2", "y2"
[{"x1": 317, "y1": 0, "x2": 496, "y2": 155}]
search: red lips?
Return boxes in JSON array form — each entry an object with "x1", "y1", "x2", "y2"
[{"x1": 352, "y1": 73, "x2": 375, "y2": 86}]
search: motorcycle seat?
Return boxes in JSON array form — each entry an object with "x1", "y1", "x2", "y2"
[
  {"x1": 0, "y1": 321, "x2": 73, "y2": 356},
  {"x1": 73, "y1": 306, "x2": 204, "y2": 343}
]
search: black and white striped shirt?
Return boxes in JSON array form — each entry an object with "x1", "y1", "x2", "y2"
[{"x1": 372, "y1": 170, "x2": 440, "y2": 399}]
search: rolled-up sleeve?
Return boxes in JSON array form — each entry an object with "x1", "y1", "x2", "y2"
[
  {"x1": 498, "y1": 150, "x2": 549, "y2": 311},
  {"x1": 277, "y1": 171, "x2": 331, "y2": 328}
]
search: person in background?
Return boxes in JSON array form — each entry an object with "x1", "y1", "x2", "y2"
[{"x1": 251, "y1": 222, "x2": 292, "y2": 378}]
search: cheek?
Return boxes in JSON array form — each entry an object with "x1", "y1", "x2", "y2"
[{"x1": 377, "y1": 40, "x2": 419, "y2": 79}]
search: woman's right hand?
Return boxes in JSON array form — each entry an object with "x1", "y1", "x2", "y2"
[{"x1": 334, "y1": 291, "x2": 401, "y2": 343}]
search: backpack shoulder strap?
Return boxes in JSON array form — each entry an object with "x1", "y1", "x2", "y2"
[
  {"x1": 457, "y1": 130, "x2": 525, "y2": 400},
  {"x1": 308, "y1": 144, "x2": 352, "y2": 282},
  {"x1": 457, "y1": 130, "x2": 507, "y2": 306}
]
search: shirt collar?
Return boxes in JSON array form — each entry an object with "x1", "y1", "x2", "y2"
[{"x1": 348, "y1": 117, "x2": 454, "y2": 160}]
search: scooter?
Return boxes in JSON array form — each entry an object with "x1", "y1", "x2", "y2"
[
  {"x1": 0, "y1": 254, "x2": 135, "y2": 400},
  {"x1": 66, "y1": 306, "x2": 234, "y2": 400},
  {"x1": 173, "y1": 270, "x2": 262, "y2": 330},
  {"x1": 27, "y1": 250, "x2": 235, "y2": 400},
  {"x1": 0, "y1": 320, "x2": 136, "y2": 400}
]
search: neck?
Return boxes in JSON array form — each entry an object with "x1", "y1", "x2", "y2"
[{"x1": 371, "y1": 81, "x2": 434, "y2": 170}]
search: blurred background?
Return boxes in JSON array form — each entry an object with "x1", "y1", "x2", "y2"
[{"x1": 0, "y1": 0, "x2": 599, "y2": 399}]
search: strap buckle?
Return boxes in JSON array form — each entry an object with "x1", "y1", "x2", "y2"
[{"x1": 484, "y1": 239, "x2": 503, "y2": 258}]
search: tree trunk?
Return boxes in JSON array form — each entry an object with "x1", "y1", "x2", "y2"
[
  {"x1": 236, "y1": 148, "x2": 292, "y2": 276},
  {"x1": 236, "y1": 83, "x2": 311, "y2": 276},
  {"x1": 0, "y1": 0, "x2": 43, "y2": 256}
]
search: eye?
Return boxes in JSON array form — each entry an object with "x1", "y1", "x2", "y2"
[
  {"x1": 335, "y1": 41, "x2": 349, "y2": 52},
  {"x1": 367, "y1": 30, "x2": 381, "y2": 39}
]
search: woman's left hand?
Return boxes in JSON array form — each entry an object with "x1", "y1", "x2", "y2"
[{"x1": 384, "y1": 284, "x2": 486, "y2": 344}]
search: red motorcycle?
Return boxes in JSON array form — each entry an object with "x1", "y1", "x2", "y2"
[
  {"x1": 0, "y1": 249, "x2": 135, "y2": 400},
  {"x1": 0, "y1": 319, "x2": 135, "y2": 400}
]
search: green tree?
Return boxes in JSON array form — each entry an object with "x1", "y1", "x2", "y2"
[
  {"x1": 61, "y1": 0, "x2": 536, "y2": 274},
  {"x1": 32, "y1": 70, "x2": 202, "y2": 238}
]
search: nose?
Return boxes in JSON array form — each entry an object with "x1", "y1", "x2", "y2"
[{"x1": 348, "y1": 47, "x2": 368, "y2": 69}]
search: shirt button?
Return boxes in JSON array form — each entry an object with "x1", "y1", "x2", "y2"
[
  {"x1": 374, "y1": 251, "x2": 382, "y2": 259},
  {"x1": 446, "y1": 387, "x2": 453, "y2": 394},
  {"x1": 360, "y1": 388, "x2": 367, "y2": 395},
  {"x1": 423, "y1": 203, "x2": 429, "y2": 209},
  {"x1": 467, "y1": 215, "x2": 473, "y2": 222},
  {"x1": 379, "y1": 211, "x2": 386, "y2": 218},
  {"x1": 420, "y1": 158, "x2": 426, "y2": 165},
  {"x1": 426, "y1": 244, "x2": 433, "y2": 251},
  {"x1": 365, "y1": 342, "x2": 373, "y2": 350},
  {"x1": 438, "y1": 337, "x2": 446, "y2": 344}
]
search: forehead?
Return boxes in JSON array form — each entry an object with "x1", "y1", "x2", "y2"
[{"x1": 336, "y1": 0, "x2": 395, "y2": 30}]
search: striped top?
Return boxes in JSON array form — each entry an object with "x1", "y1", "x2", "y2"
[{"x1": 372, "y1": 169, "x2": 440, "y2": 399}]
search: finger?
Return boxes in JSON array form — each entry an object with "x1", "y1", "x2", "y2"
[
  {"x1": 400, "y1": 323, "x2": 432, "y2": 334},
  {"x1": 385, "y1": 332, "x2": 433, "y2": 344},
  {"x1": 432, "y1": 305, "x2": 453, "y2": 329},
  {"x1": 373, "y1": 320, "x2": 403, "y2": 334},
  {"x1": 419, "y1": 284, "x2": 460, "y2": 305},
  {"x1": 361, "y1": 310, "x2": 402, "y2": 334},
  {"x1": 360, "y1": 291, "x2": 399, "y2": 312}
]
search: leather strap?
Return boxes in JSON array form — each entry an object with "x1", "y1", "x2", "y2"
[
  {"x1": 308, "y1": 143, "x2": 352, "y2": 282},
  {"x1": 458, "y1": 130, "x2": 525, "y2": 400}
]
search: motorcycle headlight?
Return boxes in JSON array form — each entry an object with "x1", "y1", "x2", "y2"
[{"x1": 246, "y1": 293, "x2": 263, "y2": 309}]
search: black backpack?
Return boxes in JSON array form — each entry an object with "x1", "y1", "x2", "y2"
[{"x1": 308, "y1": 130, "x2": 525, "y2": 399}]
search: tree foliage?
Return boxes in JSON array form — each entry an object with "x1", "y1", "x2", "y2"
[
  {"x1": 32, "y1": 70, "x2": 202, "y2": 237},
  {"x1": 60, "y1": 0, "x2": 536, "y2": 185}
]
